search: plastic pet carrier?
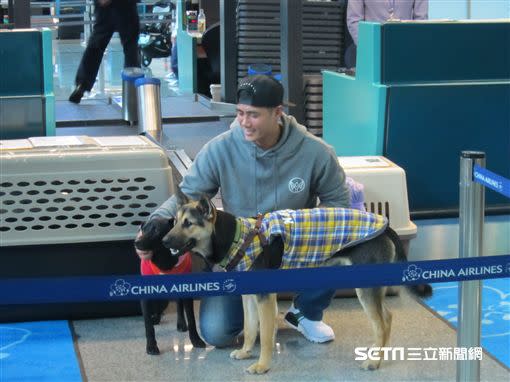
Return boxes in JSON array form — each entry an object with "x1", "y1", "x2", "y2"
[
  {"x1": 0, "y1": 135, "x2": 173, "y2": 321},
  {"x1": 338, "y1": 155, "x2": 417, "y2": 255}
]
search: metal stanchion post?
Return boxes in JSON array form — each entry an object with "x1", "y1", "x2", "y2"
[
  {"x1": 457, "y1": 151, "x2": 485, "y2": 382},
  {"x1": 135, "y1": 77, "x2": 162, "y2": 141},
  {"x1": 121, "y1": 67, "x2": 145, "y2": 125}
]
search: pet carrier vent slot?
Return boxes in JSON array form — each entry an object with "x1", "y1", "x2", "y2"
[{"x1": 365, "y1": 201, "x2": 391, "y2": 220}]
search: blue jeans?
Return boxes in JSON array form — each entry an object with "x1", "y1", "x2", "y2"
[
  {"x1": 199, "y1": 294, "x2": 243, "y2": 348},
  {"x1": 294, "y1": 288, "x2": 336, "y2": 321},
  {"x1": 170, "y1": 42, "x2": 178, "y2": 78},
  {"x1": 198, "y1": 289, "x2": 336, "y2": 347}
]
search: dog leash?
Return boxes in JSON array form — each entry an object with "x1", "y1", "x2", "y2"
[{"x1": 223, "y1": 213, "x2": 266, "y2": 272}]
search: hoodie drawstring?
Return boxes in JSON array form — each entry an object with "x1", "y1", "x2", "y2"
[
  {"x1": 254, "y1": 146, "x2": 258, "y2": 214},
  {"x1": 273, "y1": 154, "x2": 278, "y2": 211}
]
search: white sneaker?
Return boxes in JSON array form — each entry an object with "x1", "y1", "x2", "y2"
[{"x1": 284, "y1": 304, "x2": 335, "y2": 343}]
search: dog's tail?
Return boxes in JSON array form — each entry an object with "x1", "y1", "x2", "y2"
[{"x1": 387, "y1": 227, "x2": 433, "y2": 298}]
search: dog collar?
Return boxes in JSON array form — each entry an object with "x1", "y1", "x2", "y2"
[
  {"x1": 218, "y1": 219, "x2": 243, "y2": 269},
  {"x1": 221, "y1": 214, "x2": 265, "y2": 271}
]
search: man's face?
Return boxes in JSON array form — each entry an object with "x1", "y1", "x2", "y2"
[{"x1": 236, "y1": 104, "x2": 282, "y2": 149}]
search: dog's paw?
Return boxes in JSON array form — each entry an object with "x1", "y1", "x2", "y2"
[
  {"x1": 246, "y1": 362, "x2": 270, "y2": 374},
  {"x1": 361, "y1": 359, "x2": 381, "y2": 371},
  {"x1": 176, "y1": 321, "x2": 188, "y2": 332},
  {"x1": 146, "y1": 344, "x2": 160, "y2": 355},
  {"x1": 230, "y1": 349, "x2": 252, "y2": 360},
  {"x1": 191, "y1": 336, "x2": 206, "y2": 348},
  {"x1": 151, "y1": 313, "x2": 162, "y2": 325}
]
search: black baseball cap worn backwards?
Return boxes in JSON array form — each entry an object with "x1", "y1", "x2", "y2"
[{"x1": 237, "y1": 74, "x2": 284, "y2": 108}]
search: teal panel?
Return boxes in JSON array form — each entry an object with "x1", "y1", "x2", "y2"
[
  {"x1": 41, "y1": 28, "x2": 55, "y2": 136},
  {"x1": 356, "y1": 22, "x2": 382, "y2": 84},
  {"x1": 176, "y1": 0, "x2": 197, "y2": 94},
  {"x1": 0, "y1": 30, "x2": 44, "y2": 96},
  {"x1": 381, "y1": 22, "x2": 510, "y2": 84},
  {"x1": 44, "y1": 94, "x2": 56, "y2": 136},
  {"x1": 0, "y1": 97, "x2": 46, "y2": 139},
  {"x1": 41, "y1": 28, "x2": 53, "y2": 96},
  {"x1": 323, "y1": 71, "x2": 387, "y2": 156},
  {"x1": 385, "y1": 84, "x2": 510, "y2": 212},
  {"x1": 177, "y1": 31, "x2": 197, "y2": 94}
]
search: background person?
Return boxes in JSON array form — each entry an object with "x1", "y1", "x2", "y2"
[
  {"x1": 345, "y1": 0, "x2": 428, "y2": 67},
  {"x1": 69, "y1": 0, "x2": 140, "y2": 104},
  {"x1": 170, "y1": 0, "x2": 178, "y2": 80},
  {"x1": 136, "y1": 74, "x2": 350, "y2": 347}
]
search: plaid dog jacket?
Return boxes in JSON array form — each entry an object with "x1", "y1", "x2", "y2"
[{"x1": 225, "y1": 208, "x2": 388, "y2": 271}]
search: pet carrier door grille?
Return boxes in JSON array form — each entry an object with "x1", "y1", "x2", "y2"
[{"x1": 0, "y1": 136, "x2": 173, "y2": 246}]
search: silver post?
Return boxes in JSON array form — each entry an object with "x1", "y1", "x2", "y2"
[
  {"x1": 136, "y1": 78, "x2": 162, "y2": 141},
  {"x1": 457, "y1": 151, "x2": 485, "y2": 382}
]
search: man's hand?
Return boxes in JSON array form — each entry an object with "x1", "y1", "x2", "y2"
[
  {"x1": 135, "y1": 230, "x2": 153, "y2": 261},
  {"x1": 97, "y1": 0, "x2": 112, "y2": 7}
]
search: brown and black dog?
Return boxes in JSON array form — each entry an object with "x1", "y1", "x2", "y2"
[
  {"x1": 161, "y1": 189, "x2": 431, "y2": 374},
  {"x1": 135, "y1": 218, "x2": 206, "y2": 355}
]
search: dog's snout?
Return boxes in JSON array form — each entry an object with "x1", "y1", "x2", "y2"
[
  {"x1": 162, "y1": 233, "x2": 178, "y2": 250},
  {"x1": 162, "y1": 230, "x2": 197, "y2": 257},
  {"x1": 134, "y1": 239, "x2": 144, "y2": 251}
]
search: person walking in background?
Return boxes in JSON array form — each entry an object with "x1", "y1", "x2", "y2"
[
  {"x1": 169, "y1": 0, "x2": 179, "y2": 80},
  {"x1": 69, "y1": 0, "x2": 140, "y2": 104},
  {"x1": 345, "y1": 0, "x2": 428, "y2": 67}
]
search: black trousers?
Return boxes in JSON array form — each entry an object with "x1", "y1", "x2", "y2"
[
  {"x1": 344, "y1": 43, "x2": 357, "y2": 69},
  {"x1": 75, "y1": 0, "x2": 140, "y2": 90}
]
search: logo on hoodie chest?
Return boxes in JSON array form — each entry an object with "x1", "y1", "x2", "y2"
[{"x1": 288, "y1": 177, "x2": 305, "y2": 193}]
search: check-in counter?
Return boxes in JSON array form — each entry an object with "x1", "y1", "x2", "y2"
[
  {"x1": 0, "y1": 28, "x2": 55, "y2": 139},
  {"x1": 323, "y1": 20, "x2": 510, "y2": 215}
]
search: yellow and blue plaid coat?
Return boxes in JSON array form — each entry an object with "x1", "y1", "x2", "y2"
[{"x1": 225, "y1": 208, "x2": 388, "y2": 271}]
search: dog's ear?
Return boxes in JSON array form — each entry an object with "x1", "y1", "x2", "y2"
[
  {"x1": 197, "y1": 194, "x2": 215, "y2": 220},
  {"x1": 174, "y1": 185, "x2": 189, "y2": 206}
]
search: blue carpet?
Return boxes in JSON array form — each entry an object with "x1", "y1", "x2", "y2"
[
  {"x1": 423, "y1": 278, "x2": 510, "y2": 368},
  {"x1": 0, "y1": 320, "x2": 81, "y2": 381}
]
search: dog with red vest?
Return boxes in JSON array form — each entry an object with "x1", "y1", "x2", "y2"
[{"x1": 135, "y1": 217, "x2": 205, "y2": 354}]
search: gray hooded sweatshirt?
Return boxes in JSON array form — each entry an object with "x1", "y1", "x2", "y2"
[{"x1": 152, "y1": 113, "x2": 349, "y2": 219}]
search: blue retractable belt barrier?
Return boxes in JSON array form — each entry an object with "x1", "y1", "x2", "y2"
[
  {"x1": 135, "y1": 77, "x2": 161, "y2": 87},
  {"x1": 473, "y1": 164, "x2": 510, "y2": 198},
  {"x1": 0, "y1": 255, "x2": 508, "y2": 305}
]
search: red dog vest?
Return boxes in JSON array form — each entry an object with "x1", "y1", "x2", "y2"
[{"x1": 140, "y1": 252, "x2": 193, "y2": 275}]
